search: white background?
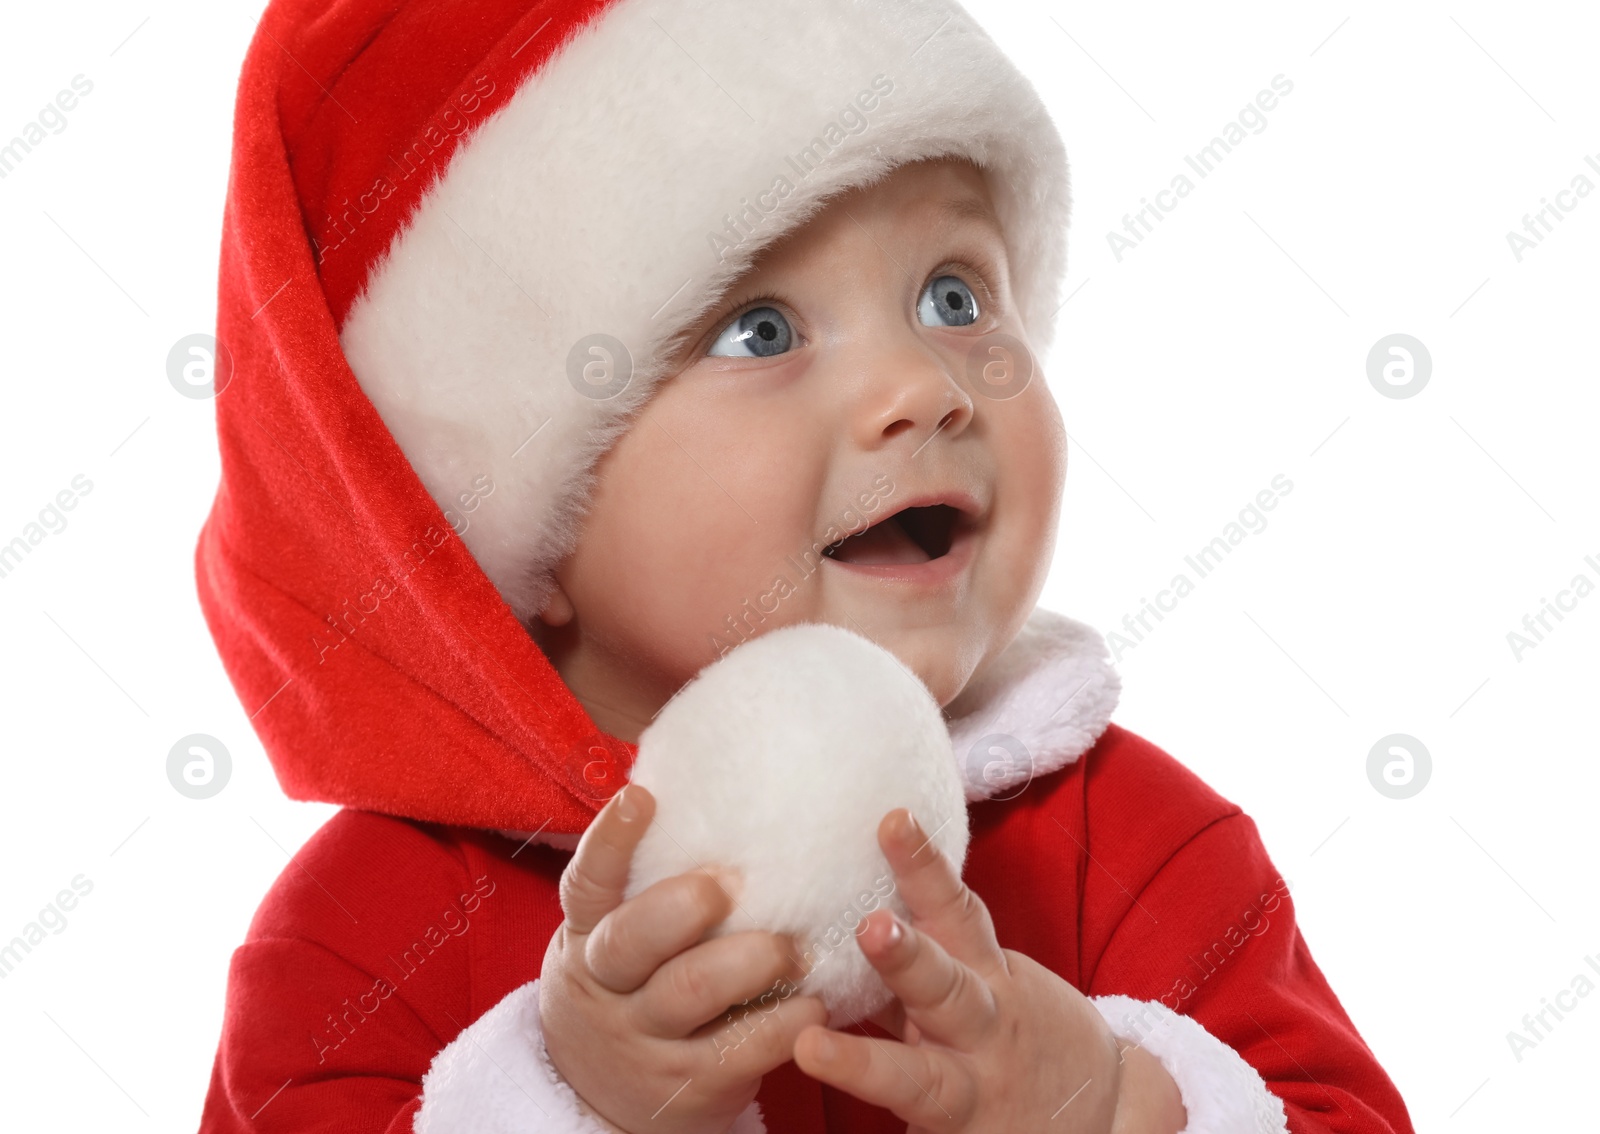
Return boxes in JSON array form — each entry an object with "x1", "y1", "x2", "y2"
[{"x1": 0, "y1": 1, "x2": 1595, "y2": 1129}]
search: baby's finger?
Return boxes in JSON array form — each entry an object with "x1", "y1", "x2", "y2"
[
  {"x1": 691, "y1": 987, "x2": 830, "y2": 1079},
  {"x1": 879, "y1": 808, "x2": 1005, "y2": 977},
  {"x1": 586, "y1": 868, "x2": 735, "y2": 992},
  {"x1": 855, "y1": 908, "x2": 995, "y2": 1051},
  {"x1": 558, "y1": 784, "x2": 654, "y2": 936},
  {"x1": 866, "y1": 996, "x2": 918, "y2": 1045},
  {"x1": 628, "y1": 929, "x2": 798, "y2": 1036},
  {"x1": 793, "y1": 1023, "x2": 974, "y2": 1130}
]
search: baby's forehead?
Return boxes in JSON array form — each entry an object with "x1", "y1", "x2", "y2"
[
  {"x1": 828, "y1": 156, "x2": 1002, "y2": 227},
  {"x1": 756, "y1": 161, "x2": 1007, "y2": 269}
]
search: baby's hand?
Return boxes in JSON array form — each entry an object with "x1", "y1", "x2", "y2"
[
  {"x1": 792, "y1": 809, "x2": 1187, "y2": 1133},
  {"x1": 538, "y1": 784, "x2": 828, "y2": 1134}
]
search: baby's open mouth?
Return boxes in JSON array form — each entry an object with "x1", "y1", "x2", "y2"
[{"x1": 823, "y1": 504, "x2": 964, "y2": 565}]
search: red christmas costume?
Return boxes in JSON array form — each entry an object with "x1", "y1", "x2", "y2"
[{"x1": 193, "y1": 0, "x2": 1415, "y2": 1130}]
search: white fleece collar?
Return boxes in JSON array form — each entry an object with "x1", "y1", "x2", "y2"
[
  {"x1": 510, "y1": 607, "x2": 1119, "y2": 849},
  {"x1": 943, "y1": 606, "x2": 1122, "y2": 801}
]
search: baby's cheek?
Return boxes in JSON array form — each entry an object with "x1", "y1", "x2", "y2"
[
  {"x1": 621, "y1": 500, "x2": 802, "y2": 642},
  {"x1": 1001, "y1": 387, "x2": 1067, "y2": 519},
  {"x1": 983, "y1": 390, "x2": 1065, "y2": 603}
]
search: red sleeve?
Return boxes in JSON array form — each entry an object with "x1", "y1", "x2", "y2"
[
  {"x1": 1085, "y1": 806, "x2": 1414, "y2": 1134},
  {"x1": 196, "y1": 810, "x2": 475, "y2": 1134}
]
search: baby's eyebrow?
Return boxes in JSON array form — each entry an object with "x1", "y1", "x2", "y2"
[{"x1": 938, "y1": 194, "x2": 1003, "y2": 233}]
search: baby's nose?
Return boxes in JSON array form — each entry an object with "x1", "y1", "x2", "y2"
[{"x1": 847, "y1": 340, "x2": 974, "y2": 451}]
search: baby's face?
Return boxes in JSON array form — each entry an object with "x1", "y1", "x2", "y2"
[{"x1": 535, "y1": 158, "x2": 1066, "y2": 741}]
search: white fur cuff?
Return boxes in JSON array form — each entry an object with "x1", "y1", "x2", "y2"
[
  {"x1": 414, "y1": 977, "x2": 766, "y2": 1133},
  {"x1": 1092, "y1": 996, "x2": 1289, "y2": 1134}
]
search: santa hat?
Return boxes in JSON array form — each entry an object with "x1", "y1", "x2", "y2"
[
  {"x1": 194, "y1": 0, "x2": 1092, "y2": 836},
  {"x1": 309, "y1": 0, "x2": 1073, "y2": 622}
]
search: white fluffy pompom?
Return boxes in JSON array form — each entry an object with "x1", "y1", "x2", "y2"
[{"x1": 624, "y1": 622, "x2": 970, "y2": 1028}]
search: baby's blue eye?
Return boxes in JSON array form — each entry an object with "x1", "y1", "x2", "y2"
[
  {"x1": 918, "y1": 275, "x2": 979, "y2": 327},
  {"x1": 708, "y1": 306, "x2": 794, "y2": 358}
]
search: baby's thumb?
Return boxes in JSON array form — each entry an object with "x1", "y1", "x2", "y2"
[{"x1": 559, "y1": 784, "x2": 655, "y2": 935}]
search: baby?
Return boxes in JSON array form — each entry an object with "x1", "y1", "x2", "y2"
[
  {"x1": 194, "y1": 1, "x2": 1414, "y2": 1132},
  {"x1": 531, "y1": 157, "x2": 1185, "y2": 1132}
]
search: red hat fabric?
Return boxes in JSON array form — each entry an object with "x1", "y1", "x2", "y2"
[
  {"x1": 198, "y1": 0, "x2": 1072, "y2": 834},
  {"x1": 290, "y1": 1, "x2": 615, "y2": 327}
]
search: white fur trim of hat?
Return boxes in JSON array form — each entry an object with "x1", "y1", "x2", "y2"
[{"x1": 339, "y1": 0, "x2": 1071, "y2": 622}]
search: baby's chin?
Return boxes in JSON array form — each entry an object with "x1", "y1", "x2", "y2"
[{"x1": 857, "y1": 622, "x2": 987, "y2": 710}]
